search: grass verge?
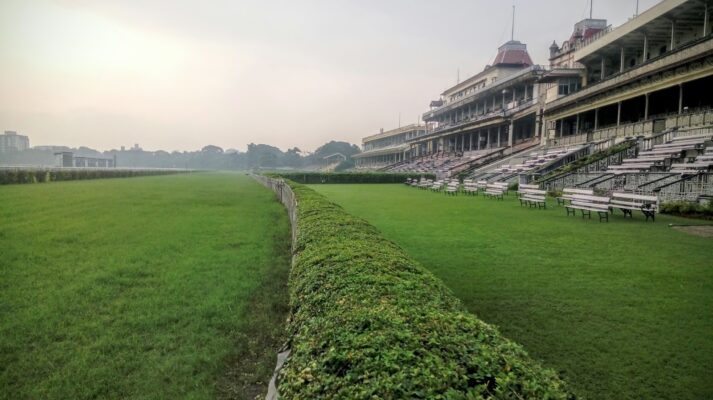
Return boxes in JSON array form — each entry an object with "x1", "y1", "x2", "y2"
[
  {"x1": 310, "y1": 183, "x2": 713, "y2": 400},
  {"x1": 0, "y1": 173, "x2": 290, "y2": 400}
]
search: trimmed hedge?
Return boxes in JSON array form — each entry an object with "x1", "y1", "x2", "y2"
[
  {"x1": 266, "y1": 172, "x2": 434, "y2": 184},
  {"x1": 0, "y1": 168, "x2": 189, "y2": 185},
  {"x1": 660, "y1": 200, "x2": 713, "y2": 219},
  {"x1": 276, "y1": 181, "x2": 573, "y2": 399}
]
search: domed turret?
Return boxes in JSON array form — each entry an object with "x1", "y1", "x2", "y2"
[{"x1": 492, "y1": 40, "x2": 533, "y2": 67}]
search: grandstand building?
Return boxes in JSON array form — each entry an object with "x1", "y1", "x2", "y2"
[
  {"x1": 543, "y1": 0, "x2": 713, "y2": 146},
  {"x1": 364, "y1": 0, "x2": 712, "y2": 203},
  {"x1": 415, "y1": 40, "x2": 545, "y2": 157},
  {"x1": 353, "y1": 124, "x2": 426, "y2": 169}
]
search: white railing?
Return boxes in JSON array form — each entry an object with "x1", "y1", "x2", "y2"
[{"x1": 655, "y1": 174, "x2": 713, "y2": 202}]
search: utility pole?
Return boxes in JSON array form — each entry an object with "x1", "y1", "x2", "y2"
[
  {"x1": 635, "y1": 0, "x2": 639, "y2": 16},
  {"x1": 590, "y1": 0, "x2": 594, "y2": 19}
]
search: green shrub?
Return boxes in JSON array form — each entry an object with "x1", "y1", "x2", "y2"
[
  {"x1": 266, "y1": 172, "x2": 434, "y2": 184},
  {"x1": 508, "y1": 182, "x2": 519, "y2": 191},
  {"x1": 660, "y1": 200, "x2": 713, "y2": 217},
  {"x1": 275, "y1": 180, "x2": 573, "y2": 399},
  {"x1": 0, "y1": 169, "x2": 190, "y2": 185}
]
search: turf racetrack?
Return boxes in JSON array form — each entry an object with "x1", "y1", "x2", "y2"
[
  {"x1": 310, "y1": 183, "x2": 713, "y2": 400},
  {"x1": 0, "y1": 173, "x2": 290, "y2": 400}
]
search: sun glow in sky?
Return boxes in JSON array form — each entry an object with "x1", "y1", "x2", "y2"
[{"x1": 0, "y1": 0, "x2": 660, "y2": 152}]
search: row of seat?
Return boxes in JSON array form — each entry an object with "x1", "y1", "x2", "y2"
[
  {"x1": 406, "y1": 178, "x2": 659, "y2": 223},
  {"x1": 606, "y1": 135, "x2": 712, "y2": 175}
]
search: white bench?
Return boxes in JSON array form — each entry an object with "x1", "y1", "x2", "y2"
[
  {"x1": 556, "y1": 188, "x2": 594, "y2": 205},
  {"x1": 419, "y1": 179, "x2": 433, "y2": 189},
  {"x1": 430, "y1": 180, "x2": 444, "y2": 192},
  {"x1": 444, "y1": 182, "x2": 460, "y2": 196},
  {"x1": 518, "y1": 184, "x2": 547, "y2": 209},
  {"x1": 485, "y1": 183, "x2": 506, "y2": 200},
  {"x1": 476, "y1": 180, "x2": 489, "y2": 191},
  {"x1": 610, "y1": 192, "x2": 659, "y2": 222},
  {"x1": 463, "y1": 181, "x2": 479, "y2": 196},
  {"x1": 565, "y1": 194, "x2": 611, "y2": 222}
]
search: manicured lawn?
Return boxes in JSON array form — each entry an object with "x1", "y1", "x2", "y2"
[
  {"x1": 0, "y1": 173, "x2": 290, "y2": 400},
  {"x1": 310, "y1": 184, "x2": 713, "y2": 400}
]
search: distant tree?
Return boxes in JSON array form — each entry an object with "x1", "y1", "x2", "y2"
[{"x1": 201, "y1": 145, "x2": 224, "y2": 154}]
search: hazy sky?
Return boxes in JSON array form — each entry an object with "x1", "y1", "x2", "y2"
[{"x1": 0, "y1": 0, "x2": 660, "y2": 152}]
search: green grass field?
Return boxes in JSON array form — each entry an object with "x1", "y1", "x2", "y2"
[
  {"x1": 0, "y1": 173, "x2": 290, "y2": 400},
  {"x1": 310, "y1": 184, "x2": 713, "y2": 400}
]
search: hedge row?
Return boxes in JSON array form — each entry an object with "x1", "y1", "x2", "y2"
[
  {"x1": 660, "y1": 200, "x2": 713, "y2": 218},
  {"x1": 266, "y1": 172, "x2": 435, "y2": 184},
  {"x1": 0, "y1": 169, "x2": 189, "y2": 185},
  {"x1": 276, "y1": 180, "x2": 573, "y2": 399}
]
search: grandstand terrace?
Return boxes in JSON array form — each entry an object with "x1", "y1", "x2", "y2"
[
  {"x1": 415, "y1": 41, "x2": 545, "y2": 159},
  {"x1": 543, "y1": 0, "x2": 713, "y2": 146},
  {"x1": 353, "y1": 124, "x2": 426, "y2": 169}
]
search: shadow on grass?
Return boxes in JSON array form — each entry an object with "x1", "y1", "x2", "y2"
[{"x1": 217, "y1": 212, "x2": 291, "y2": 400}]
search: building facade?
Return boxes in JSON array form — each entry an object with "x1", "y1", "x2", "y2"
[
  {"x1": 55, "y1": 152, "x2": 116, "y2": 168},
  {"x1": 0, "y1": 131, "x2": 30, "y2": 153},
  {"x1": 412, "y1": 41, "x2": 545, "y2": 159},
  {"x1": 353, "y1": 124, "x2": 427, "y2": 169},
  {"x1": 543, "y1": 0, "x2": 713, "y2": 146}
]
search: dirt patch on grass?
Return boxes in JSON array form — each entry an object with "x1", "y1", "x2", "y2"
[
  {"x1": 217, "y1": 215, "x2": 291, "y2": 400},
  {"x1": 672, "y1": 225, "x2": 713, "y2": 238}
]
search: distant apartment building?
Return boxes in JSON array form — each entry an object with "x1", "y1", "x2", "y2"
[
  {"x1": 353, "y1": 124, "x2": 427, "y2": 168},
  {"x1": 0, "y1": 131, "x2": 30, "y2": 153},
  {"x1": 543, "y1": 0, "x2": 713, "y2": 145},
  {"x1": 55, "y1": 152, "x2": 116, "y2": 168}
]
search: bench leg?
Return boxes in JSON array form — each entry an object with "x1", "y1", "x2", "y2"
[
  {"x1": 598, "y1": 211, "x2": 609, "y2": 223},
  {"x1": 566, "y1": 207, "x2": 575, "y2": 216},
  {"x1": 581, "y1": 209, "x2": 591, "y2": 219},
  {"x1": 620, "y1": 208, "x2": 632, "y2": 218},
  {"x1": 643, "y1": 211, "x2": 655, "y2": 222}
]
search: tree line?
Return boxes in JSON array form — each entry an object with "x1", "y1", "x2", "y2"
[{"x1": 0, "y1": 141, "x2": 361, "y2": 170}]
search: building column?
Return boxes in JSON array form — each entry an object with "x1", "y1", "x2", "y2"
[
  {"x1": 643, "y1": 32, "x2": 648, "y2": 61},
  {"x1": 617, "y1": 101, "x2": 622, "y2": 126},
  {"x1": 670, "y1": 19, "x2": 676, "y2": 50},
  {"x1": 469, "y1": 133, "x2": 473, "y2": 151},
  {"x1": 594, "y1": 108, "x2": 600, "y2": 129},
  {"x1": 704, "y1": 2, "x2": 709, "y2": 36},
  {"x1": 508, "y1": 121, "x2": 514, "y2": 147},
  {"x1": 575, "y1": 113, "x2": 580, "y2": 135},
  {"x1": 502, "y1": 91, "x2": 507, "y2": 110},
  {"x1": 478, "y1": 131, "x2": 482, "y2": 150},
  {"x1": 497, "y1": 125, "x2": 501, "y2": 148},
  {"x1": 600, "y1": 56, "x2": 606, "y2": 80},
  {"x1": 620, "y1": 47, "x2": 625, "y2": 72},
  {"x1": 644, "y1": 93, "x2": 650, "y2": 120},
  {"x1": 678, "y1": 84, "x2": 684, "y2": 114}
]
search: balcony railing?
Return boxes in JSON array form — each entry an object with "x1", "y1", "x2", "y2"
[
  {"x1": 573, "y1": 25, "x2": 613, "y2": 51},
  {"x1": 547, "y1": 36, "x2": 713, "y2": 112},
  {"x1": 423, "y1": 65, "x2": 547, "y2": 119}
]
